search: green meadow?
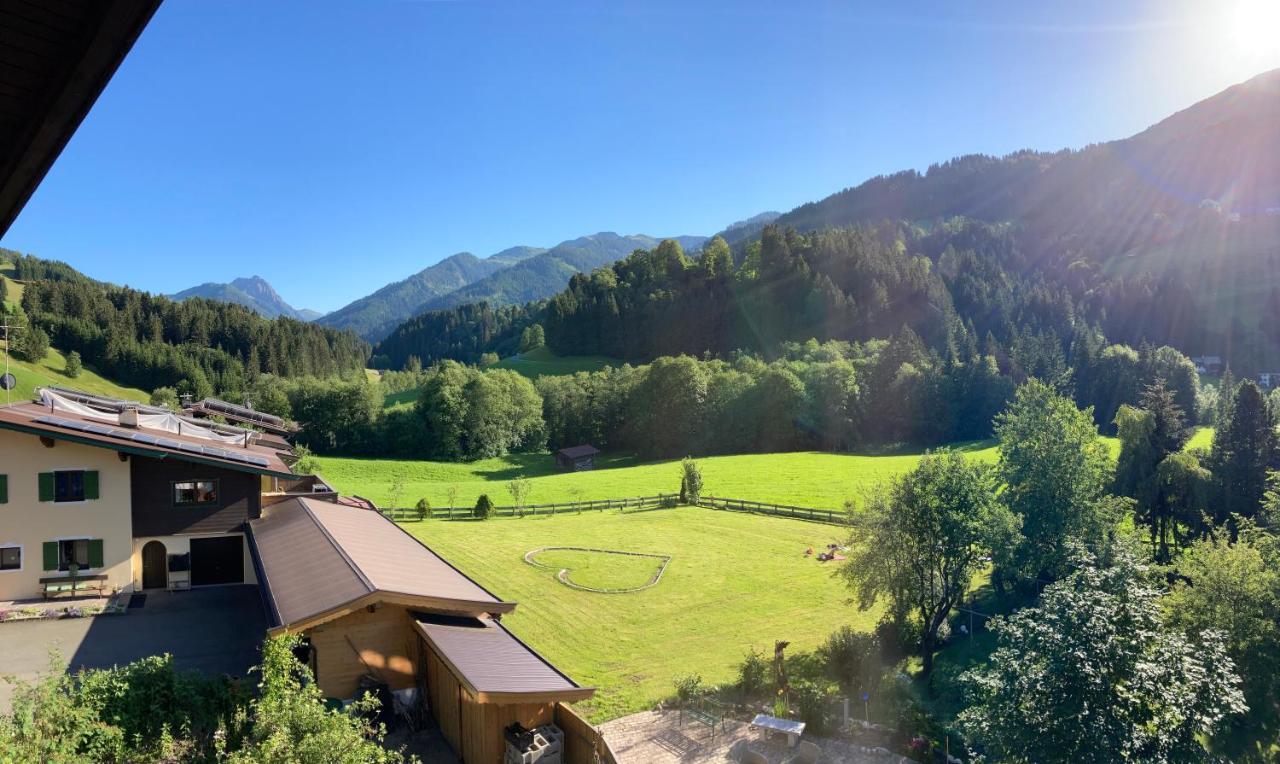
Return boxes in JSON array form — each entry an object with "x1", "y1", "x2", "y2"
[{"x1": 402, "y1": 507, "x2": 874, "y2": 721}]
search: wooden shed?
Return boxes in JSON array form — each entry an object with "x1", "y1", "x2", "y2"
[
  {"x1": 248, "y1": 497, "x2": 608, "y2": 763},
  {"x1": 555, "y1": 445, "x2": 600, "y2": 472}
]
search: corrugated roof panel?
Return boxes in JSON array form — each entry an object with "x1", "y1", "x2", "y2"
[{"x1": 415, "y1": 614, "x2": 587, "y2": 697}]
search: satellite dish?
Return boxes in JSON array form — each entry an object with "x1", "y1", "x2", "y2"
[{"x1": 0, "y1": 373, "x2": 14, "y2": 391}]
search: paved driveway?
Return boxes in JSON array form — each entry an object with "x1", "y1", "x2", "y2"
[{"x1": 0, "y1": 585, "x2": 266, "y2": 711}]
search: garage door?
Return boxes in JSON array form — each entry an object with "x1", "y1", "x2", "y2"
[{"x1": 190, "y1": 536, "x2": 245, "y2": 586}]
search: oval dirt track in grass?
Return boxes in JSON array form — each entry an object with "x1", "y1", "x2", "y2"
[{"x1": 524, "y1": 547, "x2": 671, "y2": 593}]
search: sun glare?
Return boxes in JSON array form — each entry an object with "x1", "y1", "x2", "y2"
[{"x1": 1229, "y1": 0, "x2": 1280, "y2": 58}]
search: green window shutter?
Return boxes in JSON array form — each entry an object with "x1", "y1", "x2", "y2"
[
  {"x1": 43, "y1": 542, "x2": 58, "y2": 571},
  {"x1": 38, "y1": 473, "x2": 54, "y2": 502},
  {"x1": 87, "y1": 539, "x2": 104, "y2": 569},
  {"x1": 83, "y1": 471, "x2": 99, "y2": 500},
  {"x1": 0, "y1": 474, "x2": 7, "y2": 503}
]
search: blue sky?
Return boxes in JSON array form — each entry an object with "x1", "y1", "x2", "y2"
[{"x1": 3, "y1": 0, "x2": 1278, "y2": 313}]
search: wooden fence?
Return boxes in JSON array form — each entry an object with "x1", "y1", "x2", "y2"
[
  {"x1": 697, "y1": 495, "x2": 853, "y2": 526},
  {"x1": 555, "y1": 702, "x2": 620, "y2": 764},
  {"x1": 380, "y1": 494, "x2": 676, "y2": 521}
]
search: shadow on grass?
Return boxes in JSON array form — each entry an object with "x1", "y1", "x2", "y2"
[{"x1": 471, "y1": 452, "x2": 648, "y2": 481}]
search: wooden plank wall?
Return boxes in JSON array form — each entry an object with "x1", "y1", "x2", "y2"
[
  {"x1": 462, "y1": 695, "x2": 554, "y2": 764},
  {"x1": 556, "y1": 702, "x2": 620, "y2": 764},
  {"x1": 424, "y1": 644, "x2": 463, "y2": 752},
  {"x1": 308, "y1": 604, "x2": 418, "y2": 699}
]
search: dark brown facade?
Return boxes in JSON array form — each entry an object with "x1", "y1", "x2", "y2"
[{"x1": 130, "y1": 455, "x2": 262, "y2": 537}]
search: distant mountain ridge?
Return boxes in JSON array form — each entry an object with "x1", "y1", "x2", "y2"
[
  {"x1": 168, "y1": 276, "x2": 323, "y2": 321},
  {"x1": 319, "y1": 232, "x2": 707, "y2": 342}
]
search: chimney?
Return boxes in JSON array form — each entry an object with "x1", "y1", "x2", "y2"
[{"x1": 119, "y1": 406, "x2": 140, "y2": 428}]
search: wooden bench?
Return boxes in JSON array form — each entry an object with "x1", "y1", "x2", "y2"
[
  {"x1": 40, "y1": 574, "x2": 108, "y2": 600},
  {"x1": 680, "y1": 699, "x2": 727, "y2": 740}
]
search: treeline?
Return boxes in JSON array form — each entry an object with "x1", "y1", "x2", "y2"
[
  {"x1": 283, "y1": 329, "x2": 1205, "y2": 462},
  {"x1": 17, "y1": 277, "x2": 369, "y2": 398},
  {"x1": 372, "y1": 300, "x2": 539, "y2": 369}
]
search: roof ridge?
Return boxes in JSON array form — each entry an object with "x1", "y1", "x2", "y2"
[
  {"x1": 371, "y1": 506, "x2": 510, "y2": 606},
  {"x1": 298, "y1": 497, "x2": 375, "y2": 594}
]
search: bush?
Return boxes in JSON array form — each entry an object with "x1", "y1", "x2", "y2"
[
  {"x1": 291, "y1": 444, "x2": 320, "y2": 476},
  {"x1": 791, "y1": 679, "x2": 832, "y2": 734},
  {"x1": 818, "y1": 625, "x2": 880, "y2": 696},
  {"x1": 680, "y1": 457, "x2": 703, "y2": 504},
  {"x1": 474, "y1": 494, "x2": 495, "y2": 520},
  {"x1": 672, "y1": 674, "x2": 703, "y2": 705},
  {"x1": 737, "y1": 647, "x2": 770, "y2": 699},
  {"x1": 660, "y1": 495, "x2": 678, "y2": 509},
  {"x1": 64, "y1": 350, "x2": 81, "y2": 378},
  {"x1": 150, "y1": 386, "x2": 179, "y2": 410},
  {"x1": 415, "y1": 498, "x2": 431, "y2": 521}
]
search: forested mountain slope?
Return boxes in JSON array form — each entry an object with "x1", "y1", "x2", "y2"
[
  {"x1": 3, "y1": 251, "x2": 369, "y2": 398},
  {"x1": 379, "y1": 69, "x2": 1280, "y2": 373}
]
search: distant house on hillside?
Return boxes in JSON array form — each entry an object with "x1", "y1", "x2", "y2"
[
  {"x1": 556, "y1": 444, "x2": 600, "y2": 471},
  {"x1": 1259, "y1": 372, "x2": 1280, "y2": 390},
  {"x1": 1192, "y1": 356, "x2": 1223, "y2": 374}
]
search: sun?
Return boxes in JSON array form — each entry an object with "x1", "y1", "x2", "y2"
[{"x1": 1229, "y1": 0, "x2": 1280, "y2": 58}]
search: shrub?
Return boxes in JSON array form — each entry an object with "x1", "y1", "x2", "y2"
[
  {"x1": 672, "y1": 674, "x2": 703, "y2": 705},
  {"x1": 291, "y1": 444, "x2": 320, "y2": 475},
  {"x1": 818, "y1": 625, "x2": 879, "y2": 696},
  {"x1": 150, "y1": 386, "x2": 180, "y2": 410},
  {"x1": 660, "y1": 495, "x2": 678, "y2": 509},
  {"x1": 64, "y1": 351, "x2": 82, "y2": 378},
  {"x1": 473, "y1": 494, "x2": 495, "y2": 520},
  {"x1": 737, "y1": 647, "x2": 770, "y2": 698},
  {"x1": 414, "y1": 498, "x2": 431, "y2": 521},
  {"x1": 791, "y1": 679, "x2": 832, "y2": 734},
  {"x1": 680, "y1": 457, "x2": 703, "y2": 504}
]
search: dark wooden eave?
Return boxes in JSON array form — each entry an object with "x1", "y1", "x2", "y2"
[{"x1": 0, "y1": 0, "x2": 162, "y2": 237}]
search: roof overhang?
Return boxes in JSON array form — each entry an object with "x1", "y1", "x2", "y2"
[
  {"x1": 0, "y1": 0, "x2": 163, "y2": 237},
  {"x1": 414, "y1": 618, "x2": 595, "y2": 704},
  {"x1": 0, "y1": 417, "x2": 296, "y2": 479},
  {"x1": 264, "y1": 590, "x2": 518, "y2": 637}
]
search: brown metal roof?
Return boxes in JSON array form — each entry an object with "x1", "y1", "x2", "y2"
[
  {"x1": 415, "y1": 614, "x2": 594, "y2": 703},
  {"x1": 556, "y1": 444, "x2": 600, "y2": 459},
  {"x1": 249, "y1": 497, "x2": 513, "y2": 632},
  {"x1": 0, "y1": 401, "x2": 296, "y2": 478},
  {"x1": 0, "y1": 0, "x2": 163, "y2": 237}
]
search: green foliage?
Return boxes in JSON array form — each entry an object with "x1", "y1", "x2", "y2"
[
  {"x1": 959, "y1": 546, "x2": 1246, "y2": 763},
  {"x1": 844, "y1": 450, "x2": 1017, "y2": 674},
  {"x1": 995, "y1": 379, "x2": 1113, "y2": 582},
  {"x1": 414, "y1": 362, "x2": 544, "y2": 460},
  {"x1": 224, "y1": 635, "x2": 404, "y2": 764},
  {"x1": 11, "y1": 321, "x2": 50, "y2": 362},
  {"x1": 672, "y1": 674, "x2": 703, "y2": 704},
  {"x1": 680, "y1": 458, "x2": 703, "y2": 504},
  {"x1": 817, "y1": 625, "x2": 879, "y2": 697},
  {"x1": 291, "y1": 378, "x2": 383, "y2": 454},
  {"x1": 473, "y1": 493, "x2": 494, "y2": 520},
  {"x1": 291, "y1": 444, "x2": 320, "y2": 476},
  {"x1": 150, "y1": 386, "x2": 179, "y2": 410},
  {"x1": 0, "y1": 652, "x2": 239, "y2": 763},
  {"x1": 790, "y1": 679, "x2": 832, "y2": 735},
  {"x1": 1167, "y1": 523, "x2": 1280, "y2": 757},
  {"x1": 506, "y1": 475, "x2": 531, "y2": 511},
  {"x1": 414, "y1": 497, "x2": 431, "y2": 521},
  {"x1": 1209, "y1": 381, "x2": 1279, "y2": 527},
  {"x1": 519, "y1": 323, "x2": 546, "y2": 353},
  {"x1": 736, "y1": 648, "x2": 770, "y2": 698},
  {"x1": 63, "y1": 350, "x2": 82, "y2": 378}
]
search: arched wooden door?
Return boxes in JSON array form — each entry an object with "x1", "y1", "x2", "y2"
[{"x1": 141, "y1": 541, "x2": 167, "y2": 589}]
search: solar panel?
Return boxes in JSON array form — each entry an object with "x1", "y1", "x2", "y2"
[{"x1": 31, "y1": 416, "x2": 275, "y2": 469}]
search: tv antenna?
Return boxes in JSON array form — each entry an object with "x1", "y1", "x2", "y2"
[{"x1": 0, "y1": 315, "x2": 22, "y2": 406}]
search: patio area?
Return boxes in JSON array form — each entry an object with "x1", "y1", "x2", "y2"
[{"x1": 599, "y1": 710, "x2": 917, "y2": 764}]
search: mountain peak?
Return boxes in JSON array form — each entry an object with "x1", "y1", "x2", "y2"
[{"x1": 168, "y1": 276, "x2": 322, "y2": 321}]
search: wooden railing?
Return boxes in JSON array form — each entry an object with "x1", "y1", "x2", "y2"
[
  {"x1": 697, "y1": 495, "x2": 853, "y2": 526},
  {"x1": 380, "y1": 494, "x2": 676, "y2": 521},
  {"x1": 556, "y1": 702, "x2": 620, "y2": 764}
]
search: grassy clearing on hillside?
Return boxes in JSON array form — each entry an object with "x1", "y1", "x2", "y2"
[
  {"x1": 493, "y1": 346, "x2": 618, "y2": 379},
  {"x1": 404, "y1": 507, "x2": 874, "y2": 720},
  {"x1": 317, "y1": 442, "x2": 1000, "y2": 509},
  {"x1": 1185, "y1": 426, "x2": 1214, "y2": 451},
  {"x1": 0, "y1": 345, "x2": 148, "y2": 404}
]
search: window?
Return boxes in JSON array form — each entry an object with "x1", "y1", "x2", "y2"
[
  {"x1": 59, "y1": 539, "x2": 91, "y2": 571},
  {"x1": 55, "y1": 471, "x2": 85, "y2": 502},
  {"x1": 0, "y1": 547, "x2": 19, "y2": 571},
  {"x1": 173, "y1": 480, "x2": 218, "y2": 507}
]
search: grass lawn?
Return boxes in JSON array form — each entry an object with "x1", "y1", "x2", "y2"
[
  {"x1": 403, "y1": 507, "x2": 874, "y2": 720},
  {"x1": 316, "y1": 441, "x2": 1002, "y2": 510},
  {"x1": 0, "y1": 345, "x2": 148, "y2": 405},
  {"x1": 492, "y1": 346, "x2": 619, "y2": 380}
]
